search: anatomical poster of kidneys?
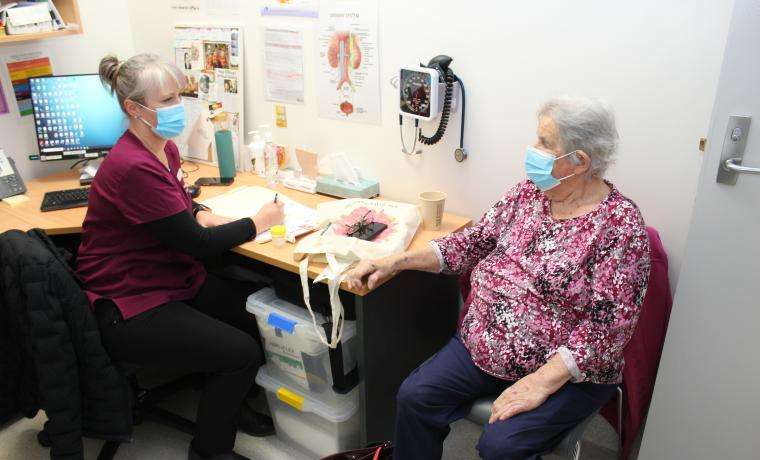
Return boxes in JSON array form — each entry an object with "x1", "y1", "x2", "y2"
[{"x1": 316, "y1": 0, "x2": 380, "y2": 124}]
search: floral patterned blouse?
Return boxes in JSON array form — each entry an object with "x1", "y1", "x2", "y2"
[{"x1": 431, "y1": 180, "x2": 650, "y2": 384}]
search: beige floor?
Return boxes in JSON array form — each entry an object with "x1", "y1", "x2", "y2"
[{"x1": 0, "y1": 387, "x2": 628, "y2": 460}]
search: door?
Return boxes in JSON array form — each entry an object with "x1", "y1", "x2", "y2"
[{"x1": 639, "y1": 0, "x2": 760, "y2": 458}]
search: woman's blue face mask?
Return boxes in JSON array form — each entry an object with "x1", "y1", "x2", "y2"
[
  {"x1": 136, "y1": 100, "x2": 186, "y2": 139},
  {"x1": 524, "y1": 146, "x2": 578, "y2": 192}
]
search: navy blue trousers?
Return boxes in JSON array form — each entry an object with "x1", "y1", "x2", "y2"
[{"x1": 394, "y1": 337, "x2": 617, "y2": 460}]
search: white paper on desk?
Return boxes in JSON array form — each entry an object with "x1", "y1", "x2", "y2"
[{"x1": 200, "y1": 186, "x2": 318, "y2": 241}]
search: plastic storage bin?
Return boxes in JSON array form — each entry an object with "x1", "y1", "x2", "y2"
[
  {"x1": 247, "y1": 288, "x2": 357, "y2": 394},
  {"x1": 256, "y1": 364, "x2": 360, "y2": 459}
]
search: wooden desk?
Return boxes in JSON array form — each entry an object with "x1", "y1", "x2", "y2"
[
  {"x1": 0, "y1": 164, "x2": 469, "y2": 295},
  {"x1": 0, "y1": 164, "x2": 472, "y2": 445}
]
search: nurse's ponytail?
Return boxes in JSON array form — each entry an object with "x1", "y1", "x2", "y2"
[
  {"x1": 99, "y1": 55, "x2": 121, "y2": 91},
  {"x1": 97, "y1": 53, "x2": 186, "y2": 115}
]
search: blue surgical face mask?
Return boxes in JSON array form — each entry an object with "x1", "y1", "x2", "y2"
[
  {"x1": 136, "y1": 100, "x2": 186, "y2": 139},
  {"x1": 524, "y1": 145, "x2": 577, "y2": 192}
]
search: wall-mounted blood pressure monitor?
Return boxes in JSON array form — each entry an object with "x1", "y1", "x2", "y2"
[
  {"x1": 399, "y1": 66, "x2": 440, "y2": 121},
  {"x1": 397, "y1": 56, "x2": 468, "y2": 162}
]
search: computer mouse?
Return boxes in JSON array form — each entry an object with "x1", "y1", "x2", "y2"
[{"x1": 186, "y1": 184, "x2": 201, "y2": 199}]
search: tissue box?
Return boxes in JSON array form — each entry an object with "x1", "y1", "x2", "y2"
[{"x1": 316, "y1": 176, "x2": 380, "y2": 199}]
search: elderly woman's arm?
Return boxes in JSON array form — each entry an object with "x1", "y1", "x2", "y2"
[
  {"x1": 431, "y1": 186, "x2": 520, "y2": 274},
  {"x1": 558, "y1": 224, "x2": 651, "y2": 383},
  {"x1": 490, "y1": 220, "x2": 650, "y2": 422},
  {"x1": 346, "y1": 185, "x2": 522, "y2": 291},
  {"x1": 345, "y1": 246, "x2": 442, "y2": 291}
]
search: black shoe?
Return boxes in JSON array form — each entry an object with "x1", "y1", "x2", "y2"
[
  {"x1": 238, "y1": 400, "x2": 275, "y2": 437},
  {"x1": 188, "y1": 445, "x2": 250, "y2": 460}
]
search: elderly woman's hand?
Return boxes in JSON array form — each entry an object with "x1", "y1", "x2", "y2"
[
  {"x1": 488, "y1": 353, "x2": 572, "y2": 423},
  {"x1": 489, "y1": 374, "x2": 552, "y2": 424},
  {"x1": 345, "y1": 257, "x2": 398, "y2": 291}
]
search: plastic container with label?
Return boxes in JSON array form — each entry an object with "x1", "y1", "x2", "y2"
[
  {"x1": 256, "y1": 364, "x2": 360, "y2": 458},
  {"x1": 246, "y1": 288, "x2": 357, "y2": 395}
]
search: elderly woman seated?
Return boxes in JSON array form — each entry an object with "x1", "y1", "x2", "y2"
[{"x1": 346, "y1": 96, "x2": 651, "y2": 460}]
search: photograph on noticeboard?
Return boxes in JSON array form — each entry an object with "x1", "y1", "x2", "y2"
[
  {"x1": 180, "y1": 73, "x2": 199, "y2": 98},
  {"x1": 223, "y1": 78, "x2": 238, "y2": 94},
  {"x1": 204, "y1": 42, "x2": 231, "y2": 71},
  {"x1": 176, "y1": 48, "x2": 192, "y2": 70}
]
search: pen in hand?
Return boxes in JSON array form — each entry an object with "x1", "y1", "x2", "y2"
[{"x1": 274, "y1": 193, "x2": 278, "y2": 203}]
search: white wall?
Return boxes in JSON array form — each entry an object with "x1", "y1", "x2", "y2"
[
  {"x1": 0, "y1": 0, "x2": 135, "y2": 180},
  {"x1": 123, "y1": 1, "x2": 733, "y2": 282}
]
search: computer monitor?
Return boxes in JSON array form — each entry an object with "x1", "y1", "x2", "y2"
[{"x1": 29, "y1": 74, "x2": 127, "y2": 162}]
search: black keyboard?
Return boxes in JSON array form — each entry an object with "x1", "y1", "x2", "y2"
[{"x1": 40, "y1": 187, "x2": 90, "y2": 212}]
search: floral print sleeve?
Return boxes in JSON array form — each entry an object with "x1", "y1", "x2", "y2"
[
  {"x1": 559, "y1": 213, "x2": 650, "y2": 382},
  {"x1": 431, "y1": 184, "x2": 522, "y2": 275}
]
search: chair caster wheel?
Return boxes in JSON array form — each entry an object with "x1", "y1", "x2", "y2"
[{"x1": 37, "y1": 430, "x2": 52, "y2": 448}]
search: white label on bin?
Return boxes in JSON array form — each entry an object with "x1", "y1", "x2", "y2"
[{"x1": 264, "y1": 337, "x2": 309, "y2": 386}]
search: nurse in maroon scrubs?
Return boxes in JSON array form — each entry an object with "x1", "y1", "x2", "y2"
[{"x1": 77, "y1": 53, "x2": 283, "y2": 460}]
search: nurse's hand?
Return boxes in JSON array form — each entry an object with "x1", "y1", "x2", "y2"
[
  {"x1": 196, "y1": 211, "x2": 233, "y2": 228},
  {"x1": 253, "y1": 201, "x2": 285, "y2": 232}
]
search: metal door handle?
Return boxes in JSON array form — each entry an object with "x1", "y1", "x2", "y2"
[{"x1": 724, "y1": 157, "x2": 760, "y2": 175}]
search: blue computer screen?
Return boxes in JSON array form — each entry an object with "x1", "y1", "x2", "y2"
[{"x1": 29, "y1": 74, "x2": 127, "y2": 161}]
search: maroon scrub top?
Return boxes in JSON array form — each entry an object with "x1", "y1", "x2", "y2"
[{"x1": 77, "y1": 130, "x2": 206, "y2": 319}]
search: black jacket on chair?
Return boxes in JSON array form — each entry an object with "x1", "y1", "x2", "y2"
[{"x1": 0, "y1": 229, "x2": 132, "y2": 460}]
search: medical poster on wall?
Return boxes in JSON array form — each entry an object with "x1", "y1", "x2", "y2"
[
  {"x1": 263, "y1": 27, "x2": 305, "y2": 104},
  {"x1": 316, "y1": 0, "x2": 380, "y2": 124},
  {"x1": 173, "y1": 25, "x2": 244, "y2": 168},
  {"x1": 4, "y1": 52, "x2": 53, "y2": 117}
]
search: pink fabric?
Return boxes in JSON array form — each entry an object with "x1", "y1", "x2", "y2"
[
  {"x1": 458, "y1": 226, "x2": 672, "y2": 460},
  {"x1": 599, "y1": 227, "x2": 672, "y2": 459},
  {"x1": 437, "y1": 180, "x2": 650, "y2": 384}
]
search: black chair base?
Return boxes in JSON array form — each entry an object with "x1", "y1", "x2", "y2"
[{"x1": 38, "y1": 373, "x2": 201, "y2": 459}]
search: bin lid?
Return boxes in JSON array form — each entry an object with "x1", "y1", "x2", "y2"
[
  {"x1": 246, "y1": 288, "x2": 356, "y2": 342},
  {"x1": 255, "y1": 364, "x2": 359, "y2": 423}
]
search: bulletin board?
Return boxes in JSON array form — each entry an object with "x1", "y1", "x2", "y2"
[{"x1": 172, "y1": 24, "x2": 244, "y2": 168}]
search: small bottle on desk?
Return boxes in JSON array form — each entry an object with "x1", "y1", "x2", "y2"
[{"x1": 270, "y1": 225, "x2": 287, "y2": 247}]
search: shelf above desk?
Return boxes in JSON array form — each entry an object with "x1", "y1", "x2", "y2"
[{"x1": 0, "y1": 1, "x2": 83, "y2": 45}]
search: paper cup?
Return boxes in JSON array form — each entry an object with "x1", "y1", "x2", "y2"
[{"x1": 419, "y1": 191, "x2": 447, "y2": 230}]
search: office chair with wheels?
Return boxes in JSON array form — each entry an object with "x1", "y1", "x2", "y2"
[
  {"x1": 37, "y1": 368, "x2": 200, "y2": 460},
  {"x1": 0, "y1": 228, "x2": 203, "y2": 459}
]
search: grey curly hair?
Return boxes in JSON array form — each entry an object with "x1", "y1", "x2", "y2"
[{"x1": 538, "y1": 96, "x2": 619, "y2": 176}]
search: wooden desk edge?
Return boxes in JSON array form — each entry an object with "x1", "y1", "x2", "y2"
[{"x1": 1, "y1": 166, "x2": 473, "y2": 296}]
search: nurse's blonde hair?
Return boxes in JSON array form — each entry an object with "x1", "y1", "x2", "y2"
[{"x1": 99, "y1": 53, "x2": 186, "y2": 113}]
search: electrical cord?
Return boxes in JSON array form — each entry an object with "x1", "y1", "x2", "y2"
[
  {"x1": 180, "y1": 158, "x2": 200, "y2": 176},
  {"x1": 69, "y1": 159, "x2": 90, "y2": 170}
]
